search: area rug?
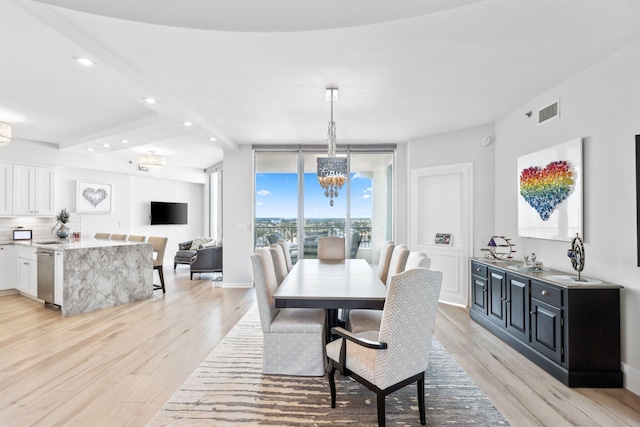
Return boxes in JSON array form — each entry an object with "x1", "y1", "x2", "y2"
[{"x1": 149, "y1": 306, "x2": 510, "y2": 426}]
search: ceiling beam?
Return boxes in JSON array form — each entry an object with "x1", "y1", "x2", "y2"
[{"x1": 11, "y1": 0, "x2": 238, "y2": 151}]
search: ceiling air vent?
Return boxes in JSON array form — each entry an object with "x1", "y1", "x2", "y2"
[{"x1": 538, "y1": 99, "x2": 560, "y2": 125}]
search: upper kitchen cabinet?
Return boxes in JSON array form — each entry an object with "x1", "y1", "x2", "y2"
[
  {"x1": 0, "y1": 163, "x2": 12, "y2": 215},
  {"x1": 12, "y1": 164, "x2": 55, "y2": 216}
]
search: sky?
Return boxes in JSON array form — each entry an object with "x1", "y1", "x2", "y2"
[{"x1": 255, "y1": 172, "x2": 373, "y2": 218}]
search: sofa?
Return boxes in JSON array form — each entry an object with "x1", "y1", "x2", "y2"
[{"x1": 174, "y1": 238, "x2": 223, "y2": 280}]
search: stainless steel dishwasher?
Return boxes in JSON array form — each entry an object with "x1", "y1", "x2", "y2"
[{"x1": 37, "y1": 248, "x2": 55, "y2": 304}]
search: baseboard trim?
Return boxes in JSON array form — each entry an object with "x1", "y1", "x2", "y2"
[{"x1": 218, "y1": 282, "x2": 253, "y2": 289}]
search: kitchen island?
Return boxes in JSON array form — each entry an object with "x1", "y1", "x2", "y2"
[{"x1": 30, "y1": 238, "x2": 153, "y2": 316}]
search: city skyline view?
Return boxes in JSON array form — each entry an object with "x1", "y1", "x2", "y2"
[{"x1": 256, "y1": 172, "x2": 373, "y2": 218}]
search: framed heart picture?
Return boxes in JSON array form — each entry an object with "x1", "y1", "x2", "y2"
[
  {"x1": 517, "y1": 138, "x2": 582, "y2": 241},
  {"x1": 76, "y1": 181, "x2": 112, "y2": 213}
]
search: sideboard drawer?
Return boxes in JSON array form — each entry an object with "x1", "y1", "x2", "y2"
[
  {"x1": 531, "y1": 281, "x2": 562, "y2": 307},
  {"x1": 471, "y1": 261, "x2": 487, "y2": 278}
]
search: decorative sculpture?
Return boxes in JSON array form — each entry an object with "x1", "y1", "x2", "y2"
[
  {"x1": 567, "y1": 233, "x2": 586, "y2": 282},
  {"x1": 481, "y1": 235, "x2": 516, "y2": 259}
]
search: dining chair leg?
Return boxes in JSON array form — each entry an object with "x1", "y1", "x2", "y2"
[
  {"x1": 154, "y1": 266, "x2": 166, "y2": 293},
  {"x1": 418, "y1": 375, "x2": 426, "y2": 425},
  {"x1": 377, "y1": 392, "x2": 386, "y2": 427},
  {"x1": 327, "y1": 309, "x2": 338, "y2": 340},
  {"x1": 329, "y1": 366, "x2": 337, "y2": 408}
]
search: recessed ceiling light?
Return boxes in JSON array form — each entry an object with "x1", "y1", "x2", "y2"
[
  {"x1": 209, "y1": 137, "x2": 217, "y2": 142},
  {"x1": 76, "y1": 57, "x2": 95, "y2": 66},
  {"x1": 143, "y1": 98, "x2": 157, "y2": 104},
  {"x1": 103, "y1": 143, "x2": 111, "y2": 148},
  {"x1": 183, "y1": 121, "x2": 192, "y2": 127},
  {"x1": 121, "y1": 139, "x2": 129, "y2": 144},
  {"x1": 87, "y1": 147, "x2": 94, "y2": 152}
]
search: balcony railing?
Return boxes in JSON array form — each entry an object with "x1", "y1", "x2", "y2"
[{"x1": 255, "y1": 225, "x2": 371, "y2": 249}]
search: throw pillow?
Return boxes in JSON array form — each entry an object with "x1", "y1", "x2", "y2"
[
  {"x1": 201, "y1": 240, "x2": 217, "y2": 248},
  {"x1": 190, "y1": 236, "x2": 211, "y2": 250}
]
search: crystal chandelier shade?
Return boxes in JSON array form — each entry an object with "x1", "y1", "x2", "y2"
[{"x1": 317, "y1": 88, "x2": 347, "y2": 206}]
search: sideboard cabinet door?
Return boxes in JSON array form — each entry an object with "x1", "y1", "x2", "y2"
[
  {"x1": 530, "y1": 298, "x2": 563, "y2": 364},
  {"x1": 505, "y1": 272, "x2": 530, "y2": 343},
  {"x1": 487, "y1": 268, "x2": 506, "y2": 327}
]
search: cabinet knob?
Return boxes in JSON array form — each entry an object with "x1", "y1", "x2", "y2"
[
  {"x1": 476, "y1": 267, "x2": 481, "y2": 272},
  {"x1": 530, "y1": 310, "x2": 536, "y2": 315},
  {"x1": 541, "y1": 290, "x2": 549, "y2": 296}
]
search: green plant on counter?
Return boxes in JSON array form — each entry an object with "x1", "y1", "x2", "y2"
[
  {"x1": 56, "y1": 208, "x2": 70, "y2": 224},
  {"x1": 52, "y1": 208, "x2": 70, "y2": 234}
]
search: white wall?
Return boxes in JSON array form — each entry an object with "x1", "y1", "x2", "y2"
[
  {"x1": 222, "y1": 145, "x2": 254, "y2": 286},
  {"x1": 1, "y1": 140, "x2": 207, "y2": 266},
  {"x1": 403, "y1": 124, "x2": 496, "y2": 254},
  {"x1": 55, "y1": 167, "x2": 205, "y2": 266},
  {"x1": 494, "y1": 37, "x2": 640, "y2": 394}
]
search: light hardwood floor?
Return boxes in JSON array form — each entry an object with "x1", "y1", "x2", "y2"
[
  {"x1": 0, "y1": 269, "x2": 255, "y2": 426},
  {"x1": 0, "y1": 269, "x2": 639, "y2": 426},
  {"x1": 435, "y1": 302, "x2": 640, "y2": 427}
]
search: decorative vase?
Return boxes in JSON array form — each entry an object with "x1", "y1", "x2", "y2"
[{"x1": 57, "y1": 225, "x2": 69, "y2": 239}]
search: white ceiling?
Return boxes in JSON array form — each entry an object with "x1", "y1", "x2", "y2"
[{"x1": 3, "y1": 0, "x2": 640, "y2": 170}]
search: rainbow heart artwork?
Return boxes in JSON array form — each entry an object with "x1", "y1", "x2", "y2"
[{"x1": 519, "y1": 160, "x2": 574, "y2": 221}]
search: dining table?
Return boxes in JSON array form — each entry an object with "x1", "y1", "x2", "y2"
[{"x1": 273, "y1": 259, "x2": 387, "y2": 339}]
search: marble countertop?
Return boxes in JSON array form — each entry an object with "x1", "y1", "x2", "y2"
[
  {"x1": 11, "y1": 238, "x2": 150, "y2": 251},
  {"x1": 472, "y1": 257, "x2": 622, "y2": 289}
]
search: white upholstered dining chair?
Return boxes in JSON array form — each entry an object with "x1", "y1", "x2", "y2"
[
  {"x1": 385, "y1": 244, "x2": 409, "y2": 286},
  {"x1": 317, "y1": 236, "x2": 345, "y2": 260},
  {"x1": 269, "y1": 244, "x2": 288, "y2": 286},
  {"x1": 349, "y1": 249, "x2": 428, "y2": 334},
  {"x1": 376, "y1": 241, "x2": 395, "y2": 284},
  {"x1": 276, "y1": 239, "x2": 294, "y2": 272},
  {"x1": 326, "y1": 268, "x2": 443, "y2": 427},
  {"x1": 405, "y1": 251, "x2": 431, "y2": 269},
  {"x1": 251, "y1": 248, "x2": 327, "y2": 376}
]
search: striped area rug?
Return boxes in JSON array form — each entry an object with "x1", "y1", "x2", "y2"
[{"x1": 149, "y1": 306, "x2": 510, "y2": 426}]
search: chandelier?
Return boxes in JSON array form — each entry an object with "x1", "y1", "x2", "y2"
[
  {"x1": 138, "y1": 151, "x2": 166, "y2": 170},
  {"x1": 317, "y1": 88, "x2": 347, "y2": 206},
  {"x1": 0, "y1": 122, "x2": 12, "y2": 147}
]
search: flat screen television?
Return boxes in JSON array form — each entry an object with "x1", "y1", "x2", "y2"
[{"x1": 150, "y1": 201, "x2": 188, "y2": 225}]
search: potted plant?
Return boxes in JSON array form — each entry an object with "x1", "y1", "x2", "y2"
[{"x1": 52, "y1": 208, "x2": 70, "y2": 238}]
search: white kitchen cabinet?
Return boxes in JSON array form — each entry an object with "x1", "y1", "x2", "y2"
[
  {"x1": 0, "y1": 163, "x2": 12, "y2": 215},
  {"x1": 0, "y1": 245, "x2": 16, "y2": 290},
  {"x1": 13, "y1": 164, "x2": 55, "y2": 216},
  {"x1": 16, "y1": 245, "x2": 38, "y2": 297}
]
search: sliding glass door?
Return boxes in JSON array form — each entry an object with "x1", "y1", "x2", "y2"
[
  {"x1": 254, "y1": 146, "x2": 394, "y2": 265},
  {"x1": 254, "y1": 152, "x2": 299, "y2": 263},
  {"x1": 349, "y1": 152, "x2": 393, "y2": 264},
  {"x1": 302, "y1": 152, "x2": 347, "y2": 259}
]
